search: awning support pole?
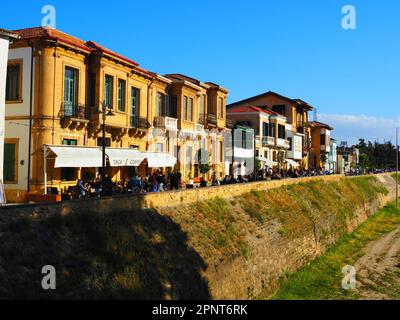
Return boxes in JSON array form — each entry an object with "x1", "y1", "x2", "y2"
[{"x1": 44, "y1": 145, "x2": 48, "y2": 195}]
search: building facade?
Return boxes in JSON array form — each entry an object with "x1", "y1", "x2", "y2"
[
  {"x1": 308, "y1": 121, "x2": 334, "y2": 170},
  {"x1": 227, "y1": 105, "x2": 288, "y2": 170},
  {"x1": 3, "y1": 27, "x2": 230, "y2": 202},
  {"x1": 227, "y1": 91, "x2": 313, "y2": 169}
]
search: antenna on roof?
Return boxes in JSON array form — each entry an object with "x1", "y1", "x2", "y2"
[{"x1": 313, "y1": 108, "x2": 318, "y2": 122}]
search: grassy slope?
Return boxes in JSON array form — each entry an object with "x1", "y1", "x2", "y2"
[
  {"x1": 272, "y1": 202, "x2": 400, "y2": 300},
  {"x1": 0, "y1": 176, "x2": 389, "y2": 299}
]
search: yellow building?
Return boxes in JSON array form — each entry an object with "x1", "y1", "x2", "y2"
[
  {"x1": 308, "y1": 121, "x2": 334, "y2": 170},
  {"x1": 3, "y1": 27, "x2": 229, "y2": 202}
]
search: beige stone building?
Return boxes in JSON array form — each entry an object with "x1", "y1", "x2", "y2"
[{"x1": 3, "y1": 27, "x2": 230, "y2": 202}]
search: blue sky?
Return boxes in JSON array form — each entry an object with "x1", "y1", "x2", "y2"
[{"x1": 2, "y1": 0, "x2": 400, "y2": 144}]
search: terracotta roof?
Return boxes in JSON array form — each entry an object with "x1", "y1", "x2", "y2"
[
  {"x1": 13, "y1": 27, "x2": 92, "y2": 52},
  {"x1": 13, "y1": 27, "x2": 142, "y2": 68},
  {"x1": 228, "y1": 105, "x2": 279, "y2": 116},
  {"x1": 86, "y1": 41, "x2": 139, "y2": 66},
  {"x1": 0, "y1": 28, "x2": 19, "y2": 39},
  {"x1": 228, "y1": 91, "x2": 313, "y2": 110},
  {"x1": 308, "y1": 121, "x2": 333, "y2": 130},
  {"x1": 164, "y1": 73, "x2": 202, "y2": 85}
]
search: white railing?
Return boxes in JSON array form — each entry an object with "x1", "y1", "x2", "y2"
[
  {"x1": 262, "y1": 136, "x2": 275, "y2": 146},
  {"x1": 154, "y1": 116, "x2": 178, "y2": 130},
  {"x1": 277, "y1": 138, "x2": 290, "y2": 149}
]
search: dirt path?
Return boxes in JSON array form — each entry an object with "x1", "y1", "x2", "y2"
[{"x1": 354, "y1": 225, "x2": 400, "y2": 299}]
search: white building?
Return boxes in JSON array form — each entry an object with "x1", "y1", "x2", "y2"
[{"x1": 0, "y1": 29, "x2": 19, "y2": 200}]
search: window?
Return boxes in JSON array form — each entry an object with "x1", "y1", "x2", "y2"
[
  {"x1": 156, "y1": 143, "x2": 163, "y2": 153},
  {"x1": 6, "y1": 60, "x2": 22, "y2": 102},
  {"x1": 183, "y1": 96, "x2": 188, "y2": 120},
  {"x1": 61, "y1": 139, "x2": 77, "y2": 181},
  {"x1": 208, "y1": 95, "x2": 214, "y2": 114},
  {"x1": 117, "y1": 79, "x2": 126, "y2": 112},
  {"x1": 288, "y1": 137, "x2": 293, "y2": 150},
  {"x1": 262, "y1": 122, "x2": 269, "y2": 136},
  {"x1": 169, "y1": 95, "x2": 178, "y2": 118},
  {"x1": 198, "y1": 95, "x2": 205, "y2": 121},
  {"x1": 218, "y1": 97, "x2": 224, "y2": 119},
  {"x1": 219, "y1": 141, "x2": 224, "y2": 163},
  {"x1": 131, "y1": 87, "x2": 140, "y2": 127},
  {"x1": 64, "y1": 67, "x2": 79, "y2": 117},
  {"x1": 104, "y1": 75, "x2": 113, "y2": 108},
  {"x1": 320, "y1": 134, "x2": 326, "y2": 146},
  {"x1": 188, "y1": 98, "x2": 193, "y2": 121},
  {"x1": 272, "y1": 105, "x2": 286, "y2": 116},
  {"x1": 157, "y1": 92, "x2": 165, "y2": 117},
  {"x1": 4, "y1": 139, "x2": 18, "y2": 183},
  {"x1": 130, "y1": 145, "x2": 140, "y2": 150},
  {"x1": 278, "y1": 124, "x2": 286, "y2": 139},
  {"x1": 242, "y1": 130, "x2": 247, "y2": 149},
  {"x1": 268, "y1": 122, "x2": 276, "y2": 137}
]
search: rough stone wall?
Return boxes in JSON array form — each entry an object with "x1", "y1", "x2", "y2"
[
  {"x1": 0, "y1": 173, "x2": 397, "y2": 300},
  {"x1": 206, "y1": 174, "x2": 398, "y2": 299}
]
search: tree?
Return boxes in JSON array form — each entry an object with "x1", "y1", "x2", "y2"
[{"x1": 359, "y1": 153, "x2": 369, "y2": 172}]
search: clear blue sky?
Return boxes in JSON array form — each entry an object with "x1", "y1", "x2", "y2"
[{"x1": 2, "y1": 0, "x2": 399, "y2": 143}]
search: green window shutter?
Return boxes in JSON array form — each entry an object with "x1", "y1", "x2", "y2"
[{"x1": 4, "y1": 143, "x2": 16, "y2": 182}]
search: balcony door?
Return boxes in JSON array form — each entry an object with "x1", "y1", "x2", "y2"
[
  {"x1": 64, "y1": 67, "x2": 78, "y2": 117},
  {"x1": 131, "y1": 87, "x2": 140, "y2": 127}
]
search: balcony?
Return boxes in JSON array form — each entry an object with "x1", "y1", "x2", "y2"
[
  {"x1": 59, "y1": 102, "x2": 87, "y2": 119},
  {"x1": 262, "y1": 136, "x2": 275, "y2": 146},
  {"x1": 207, "y1": 114, "x2": 217, "y2": 126},
  {"x1": 130, "y1": 116, "x2": 149, "y2": 129},
  {"x1": 59, "y1": 102, "x2": 88, "y2": 130},
  {"x1": 154, "y1": 116, "x2": 178, "y2": 130},
  {"x1": 277, "y1": 138, "x2": 290, "y2": 149}
]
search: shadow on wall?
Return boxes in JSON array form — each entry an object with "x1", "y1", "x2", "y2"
[{"x1": 0, "y1": 197, "x2": 210, "y2": 299}]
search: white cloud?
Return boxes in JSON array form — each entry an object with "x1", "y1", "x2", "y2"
[{"x1": 318, "y1": 113, "x2": 400, "y2": 146}]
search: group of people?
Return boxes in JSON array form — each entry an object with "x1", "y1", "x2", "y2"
[
  {"x1": 73, "y1": 166, "x2": 339, "y2": 199},
  {"x1": 75, "y1": 173, "x2": 114, "y2": 199},
  {"x1": 74, "y1": 170, "x2": 183, "y2": 198}
]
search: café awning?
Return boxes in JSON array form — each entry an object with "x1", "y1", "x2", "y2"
[
  {"x1": 257, "y1": 157, "x2": 278, "y2": 167},
  {"x1": 285, "y1": 159, "x2": 300, "y2": 168},
  {"x1": 144, "y1": 152, "x2": 177, "y2": 168},
  {"x1": 106, "y1": 148, "x2": 146, "y2": 167},
  {"x1": 48, "y1": 146, "x2": 103, "y2": 168}
]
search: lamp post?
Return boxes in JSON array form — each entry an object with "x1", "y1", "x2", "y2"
[
  {"x1": 396, "y1": 127, "x2": 399, "y2": 209},
  {"x1": 97, "y1": 101, "x2": 115, "y2": 192}
]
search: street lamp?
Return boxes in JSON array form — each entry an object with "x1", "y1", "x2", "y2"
[{"x1": 95, "y1": 101, "x2": 115, "y2": 192}]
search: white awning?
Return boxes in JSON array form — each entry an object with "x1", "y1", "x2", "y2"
[
  {"x1": 257, "y1": 157, "x2": 278, "y2": 167},
  {"x1": 106, "y1": 148, "x2": 146, "y2": 167},
  {"x1": 285, "y1": 159, "x2": 300, "y2": 168},
  {"x1": 49, "y1": 146, "x2": 103, "y2": 168},
  {"x1": 144, "y1": 152, "x2": 177, "y2": 168}
]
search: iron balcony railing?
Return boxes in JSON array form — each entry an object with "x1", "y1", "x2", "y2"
[
  {"x1": 59, "y1": 102, "x2": 87, "y2": 119},
  {"x1": 130, "y1": 116, "x2": 149, "y2": 129}
]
